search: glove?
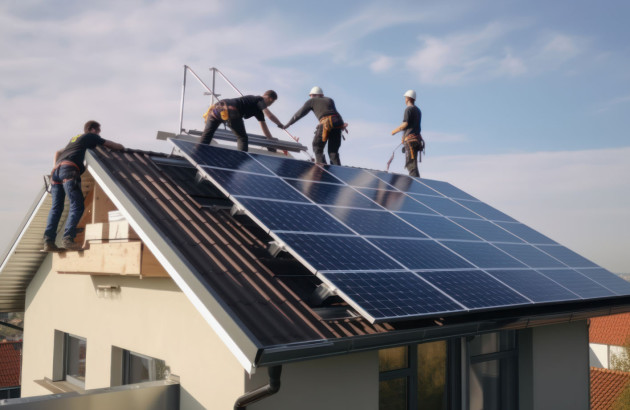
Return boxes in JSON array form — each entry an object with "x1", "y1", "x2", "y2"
[{"x1": 401, "y1": 146, "x2": 406, "y2": 153}]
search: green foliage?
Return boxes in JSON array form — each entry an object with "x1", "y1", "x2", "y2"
[{"x1": 611, "y1": 341, "x2": 630, "y2": 372}]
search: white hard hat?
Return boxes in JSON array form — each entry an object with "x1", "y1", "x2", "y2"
[
  {"x1": 309, "y1": 86, "x2": 323, "y2": 95},
  {"x1": 404, "y1": 89, "x2": 417, "y2": 99}
]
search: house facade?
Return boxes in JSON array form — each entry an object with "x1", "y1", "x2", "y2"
[{"x1": 2, "y1": 141, "x2": 630, "y2": 409}]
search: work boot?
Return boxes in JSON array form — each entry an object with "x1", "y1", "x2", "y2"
[
  {"x1": 43, "y1": 240, "x2": 62, "y2": 253},
  {"x1": 61, "y1": 237, "x2": 82, "y2": 251}
]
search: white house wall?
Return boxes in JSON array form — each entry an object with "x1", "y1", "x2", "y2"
[
  {"x1": 590, "y1": 343, "x2": 609, "y2": 368},
  {"x1": 21, "y1": 254, "x2": 245, "y2": 409}
]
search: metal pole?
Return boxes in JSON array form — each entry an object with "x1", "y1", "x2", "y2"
[
  {"x1": 178, "y1": 65, "x2": 188, "y2": 133},
  {"x1": 211, "y1": 67, "x2": 217, "y2": 105}
]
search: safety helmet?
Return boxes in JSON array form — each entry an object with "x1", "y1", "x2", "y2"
[
  {"x1": 404, "y1": 89, "x2": 417, "y2": 100},
  {"x1": 309, "y1": 86, "x2": 324, "y2": 95}
]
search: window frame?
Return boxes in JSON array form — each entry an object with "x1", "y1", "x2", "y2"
[{"x1": 63, "y1": 333, "x2": 87, "y2": 388}]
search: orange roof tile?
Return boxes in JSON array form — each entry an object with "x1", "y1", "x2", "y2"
[
  {"x1": 590, "y1": 313, "x2": 630, "y2": 346},
  {"x1": 0, "y1": 341, "x2": 21, "y2": 387},
  {"x1": 591, "y1": 367, "x2": 630, "y2": 410}
]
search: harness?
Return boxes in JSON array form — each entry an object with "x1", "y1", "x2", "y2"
[
  {"x1": 203, "y1": 101, "x2": 239, "y2": 122},
  {"x1": 402, "y1": 133, "x2": 426, "y2": 161},
  {"x1": 50, "y1": 160, "x2": 80, "y2": 185},
  {"x1": 319, "y1": 114, "x2": 347, "y2": 142}
]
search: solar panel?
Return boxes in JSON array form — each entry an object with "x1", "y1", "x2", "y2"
[{"x1": 170, "y1": 138, "x2": 625, "y2": 323}]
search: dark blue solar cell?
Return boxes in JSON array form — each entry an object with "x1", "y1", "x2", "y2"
[
  {"x1": 324, "y1": 207, "x2": 426, "y2": 238},
  {"x1": 486, "y1": 269, "x2": 578, "y2": 302},
  {"x1": 493, "y1": 243, "x2": 565, "y2": 268},
  {"x1": 409, "y1": 194, "x2": 481, "y2": 218},
  {"x1": 368, "y1": 239, "x2": 474, "y2": 270},
  {"x1": 536, "y1": 245, "x2": 599, "y2": 268},
  {"x1": 395, "y1": 213, "x2": 478, "y2": 240},
  {"x1": 276, "y1": 233, "x2": 401, "y2": 271},
  {"x1": 454, "y1": 199, "x2": 517, "y2": 222},
  {"x1": 200, "y1": 167, "x2": 308, "y2": 202},
  {"x1": 250, "y1": 154, "x2": 342, "y2": 183},
  {"x1": 172, "y1": 139, "x2": 272, "y2": 175},
  {"x1": 418, "y1": 179, "x2": 478, "y2": 201},
  {"x1": 370, "y1": 170, "x2": 439, "y2": 195},
  {"x1": 576, "y1": 268, "x2": 630, "y2": 296},
  {"x1": 439, "y1": 241, "x2": 526, "y2": 269},
  {"x1": 322, "y1": 165, "x2": 395, "y2": 190},
  {"x1": 419, "y1": 270, "x2": 530, "y2": 309},
  {"x1": 323, "y1": 271, "x2": 464, "y2": 321},
  {"x1": 358, "y1": 189, "x2": 438, "y2": 214},
  {"x1": 495, "y1": 222, "x2": 557, "y2": 245},
  {"x1": 450, "y1": 218, "x2": 524, "y2": 243},
  {"x1": 538, "y1": 269, "x2": 614, "y2": 298},
  {"x1": 285, "y1": 180, "x2": 382, "y2": 210},
  {"x1": 236, "y1": 198, "x2": 352, "y2": 234}
]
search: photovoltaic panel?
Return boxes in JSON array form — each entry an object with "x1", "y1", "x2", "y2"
[
  {"x1": 454, "y1": 199, "x2": 517, "y2": 223},
  {"x1": 285, "y1": 179, "x2": 383, "y2": 209},
  {"x1": 322, "y1": 165, "x2": 395, "y2": 190},
  {"x1": 358, "y1": 189, "x2": 438, "y2": 214},
  {"x1": 172, "y1": 139, "x2": 272, "y2": 175},
  {"x1": 439, "y1": 241, "x2": 526, "y2": 269},
  {"x1": 576, "y1": 268, "x2": 630, "y2": 296},
  {"x1": 495, "y1": 222, "x2": 557, "y2": 245},
  {"x1": 368, "y1": 238, "x2": 474, "y2": 270},
  {"x1": 536, "y1": 245, "x2": 599, "y2": 268},
  {"x1": 396, "y1": 213, "x2": 479, "y2": 241},
  {"x1": 250, "y1": 153, "x2": 341, "y2": 183},
  {"x1": 370, "y1": 170, "x2": 439, "y2": 196},
  {"x1": 324, "y1": 271, "x2": 464, "y2": 321},
  {"x1": 276, "y1": 233, "x2": 401, "y2": 271},
  {"x1": 323, "y1": 207, "x2": 426, "y2": 238},
  {"x1": 419, "y1": 270, "x2": 530, "y2": 309},
  {"x1": 486, "y1": 269, "x2": 578, "y2": 302},
  {"x1": 235, "y1": 198, "x2": 352, "y2": 234},
  {"x1": 418, "y1": 179, "x2": 478, "y2": 201},
  {"x1": 200, "y1": 167, "x2": 308, "y2": 202},
  {"x1": 537, "y1": 269, "x2": 614, "y2": 298},
  {"x1": 449, "y1": 218, "x2": 524, "y2": 243},
  {"x1": 410, "y1": 194, "x2": 481, "y2": 219},
  {"x1": 493, "y1": 243, "x2": 566, "y2": 268}
]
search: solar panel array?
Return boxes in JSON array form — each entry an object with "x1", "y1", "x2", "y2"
[{"x1": 170, "y1": 139, "x2": 630, "y2": 323}]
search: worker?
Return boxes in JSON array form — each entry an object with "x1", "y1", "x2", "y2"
[
  {"x1": 43, "y1": 121, "x2": 124, "y2": 252},
  {"x1": 282, "y1": 86, "x2": 347, "y2": 165},
  {"x1": 391, "y1": 90, "x2": 424, "y2": 177},
  {"x1": 201, "y1": 90, "x2": 283, "y2": 151}
]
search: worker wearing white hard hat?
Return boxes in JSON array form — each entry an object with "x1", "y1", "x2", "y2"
[
  {"x1": 282, "y1": 87, "x2": 348, "y2": 165},
  {"x1": 391, "y1": 90, "x2": 424, "y2": 177}
]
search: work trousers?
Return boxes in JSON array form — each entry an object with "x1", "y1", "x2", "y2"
[
  {"x1": 313, "y1": 124, "x2": 341, "y2": 165},
  {"x1": 405, "y1": 140, "x2": 421, "y2": 177},
  {"x1": 201, "y1": 114, "x2": 249, "y2": 152},
  {"x1": 44, "y1": 165, "x2": 84, "y2": 241}
]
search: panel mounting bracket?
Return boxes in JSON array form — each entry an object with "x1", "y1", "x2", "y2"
[
  {"x1": 230, "y1": 204, "x2": 246, "y2": 216},
  {"x1": 267, "y1": 241, "x2": 286, "y2": 257}
]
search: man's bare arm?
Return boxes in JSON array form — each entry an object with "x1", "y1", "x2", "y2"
[
  {"x1": 391, "y1": 122, "x2": 408, "y2": 135},
  {"x1": 259, "y1": 121, "x2": 275, "y2": 140},
  {"x1": 263, "y1": 109, "x2": 283, "y2": 128},
  {"x1": 103, "y1": 140, "x2": 125, "y2": 150}
]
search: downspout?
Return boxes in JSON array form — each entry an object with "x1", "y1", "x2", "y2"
[{"x1": 234, "y1": 366, "x2": 282, "y2": 410}]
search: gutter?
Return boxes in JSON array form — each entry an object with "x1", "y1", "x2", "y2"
[{"x1": 234, "y1": 366, "x2": 282, "y2": 410}]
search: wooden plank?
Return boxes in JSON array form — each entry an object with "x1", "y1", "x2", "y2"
[
  {"x1": 140, "y1": 244, "x2": 170, "y2": 278},
  {"x1": 85, "y1": 223, "x2": 109, "y2": 242},
  {"x1": 109, "y1": 221, "x2": 140, "y2": 241},
  {"x1": 53, "y1": 242, "x2": 142, "y2": 275},
  {"x1": 92, "y1": 183, "x2": 117, "y2": 224}
]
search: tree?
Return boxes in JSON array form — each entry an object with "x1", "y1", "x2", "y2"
[{"x1": 611, "y1": 339, "x2": 630, "y2": 410}]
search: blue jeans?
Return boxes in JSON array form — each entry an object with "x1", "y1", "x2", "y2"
[{"x1": 44, "y1": 165, "x2": 84, "y2": 241}]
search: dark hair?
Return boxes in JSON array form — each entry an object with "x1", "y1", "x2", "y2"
[
  {"x1": 84, "y1": 120, "x2": 101, "y2": 133},
  {"x1": 263, "y1": 90, "x2": 278, "y2": 101}
]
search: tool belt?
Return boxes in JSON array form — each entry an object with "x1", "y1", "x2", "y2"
[
  {"x1": 402, "y1": 134, "x2": 425, "y2": 161},
  {"x1": 50, "y1": 161, "x2": 80, "y2": 185},
  {"x1": 203, "y1": 102, "x2": 238, "y2": 122},
  {"x1": 319, "y1": 114, "x2": 347, "y2": 142}
]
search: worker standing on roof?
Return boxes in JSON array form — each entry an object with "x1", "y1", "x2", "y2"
[
  {"x1": 43, "y1": 121, "x2": 124, "y2": 252},
  {"x1": 282, "y1": 87, "x2": 347, "y2": 165},
  {"x1": 201, "y1": 90, "x2": 283, "y2": 152},
  {"x1": 391, "y1": 90, "x2": 424, "y2": 177}
]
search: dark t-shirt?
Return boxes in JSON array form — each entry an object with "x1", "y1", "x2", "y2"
[
  {"x1": 223, "y1": 95, "x2": 267, "y2": 121},
  {"x1": 403, "y1": 105, "x2": 422, "y2": 137},
  {"x1": 57, "y1": 132, "x2": 106, "y2": 173},
  {"x1": 285, "y1": 96, "x2": 339, "y2": 127}
]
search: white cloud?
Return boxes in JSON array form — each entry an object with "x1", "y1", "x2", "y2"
[{"x1": 370, "y1": 55, "x2": 395, "y2": 73}]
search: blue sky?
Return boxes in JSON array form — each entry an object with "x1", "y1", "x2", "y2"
[{"x1": 1, "y1": 0, "x2": 629, "y2": 273}]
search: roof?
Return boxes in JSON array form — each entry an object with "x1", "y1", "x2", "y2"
[
  {"x1": 590, "y1": 313, "x2": 630, "y2": 346},
  {"x1": 591, "y1": 367, "x2": 630, "y2": 410},
  {"x1": 0, "y1": 341, "x2": 21, "y2": 388},
  {"x1": 3, "y1": 143, "x2": 630, "y2": 373}
]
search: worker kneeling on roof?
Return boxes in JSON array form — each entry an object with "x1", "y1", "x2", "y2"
[
  {"x1": 391, "y1": 90, "x2": 424, "y2": 177},
  {"x1": 201, "y1": 90, "x2": 283, "y2": 152},
  {"x1": 282, "y1": 86, "x2": 348, "y2": 165}
]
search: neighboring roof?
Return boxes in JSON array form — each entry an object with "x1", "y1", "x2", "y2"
[
  {"x1": 591, "y1": 367, "x2": 630, "y2": 410},
  {"x1": 590, "y1": 313, "x2": 630, "y2": 346},
  {"x1": 0, "y1": 341, "x2": 21, "y2": 388}
]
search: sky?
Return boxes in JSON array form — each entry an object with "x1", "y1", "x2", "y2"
[{"x1": 1, "y1": 0, "x2": 629, "y2": 273}]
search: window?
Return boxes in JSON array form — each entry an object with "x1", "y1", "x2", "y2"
[
  {"x1": 64, "y1": 334, "x2": 87, "y2": 388},
  {"x1": 379, "y1": 331, "x2": 517, "y2": 410},
  {"x1": 122, "y1": 350, "x2": 167, "y2": 384}
]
